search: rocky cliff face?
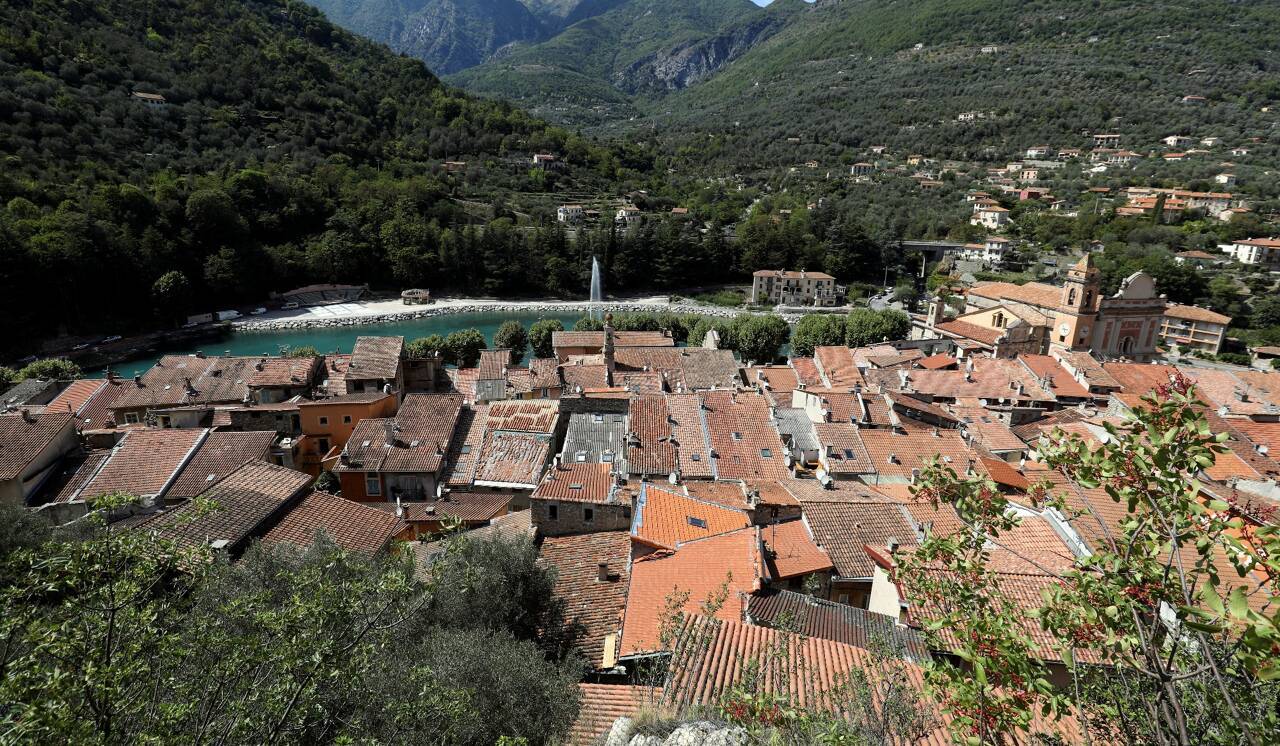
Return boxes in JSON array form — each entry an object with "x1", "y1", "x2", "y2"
[
  {"x1": 612, "y1": 13, "x2": 787, "y2": 94},
  {"x1": 393, "y1": 0, "x2": 543, "y2": 74}
]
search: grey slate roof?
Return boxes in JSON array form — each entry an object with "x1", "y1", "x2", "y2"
[
  {"x1": 773, "y1": 407, "x2": 819, "y2": 452},
  {"x1": 1, "y1": 379, "x2": 60, "y2": 408},
  {"x1": 562, "y1": 411, "x2": 629, "y2": 473}
]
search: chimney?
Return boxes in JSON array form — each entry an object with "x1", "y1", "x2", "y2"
[
  {"x1": 603, "y1": 313, "x2": 616, "y2": 387},
  {"x1": 20, "y1": 408, "x2": 34, "y2": 423},
  {"x1": 183, "y1": 377, "x2": 196, "y2": 394},
  {"x1": 597, "y1": 561, "x2": 610, "y2": 582},
  {"x1": 383, "y1": 420, "x2": 396, "y2": 446},
  {"x1": 133, "y1": 374, "x2": 143, "y2": 386}
]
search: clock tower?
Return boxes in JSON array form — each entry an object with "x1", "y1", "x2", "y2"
[{"x1": 1053, "y1": 254, "x2": 1100, "y2": 351}]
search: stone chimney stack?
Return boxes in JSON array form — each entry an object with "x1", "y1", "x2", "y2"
[{"x1": 603, "y1": 313, "x2": 616, "y2": 387}]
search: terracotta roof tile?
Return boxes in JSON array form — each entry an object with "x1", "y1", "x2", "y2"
[
  {"x1": 933, "y1": 320, "x2": 1003, "y2": 346},
  {"x1": 246, "y1": 356, "x2": 319, "y2": 388},
  {"x1": 533, "y1": 462, "x2": 614, "y2": 503},
  {"x1": 626, "y1": 395, "x2": 676, "y2": 477},
  {"x1": 474, "y1": 432, "x2": 552, "y2": 488},
  {"x1": 76, "y1": 377, "x2": 131, "y2": 429},
  {"x1": 632, "y1": 483, "x2": 751, "y2": 550},
  {"x1": 620, "y1": 527, "x2": 765, "y2": 656},
  {"x1": 568, "y1": 684, "x2": 662, "y2": 746},
  {"x1": 336, "y1": 394, "x2": 463, "y2": 474},
  {"x1": 869, "y1": 358, "x2": 1055, "y2": 404},
  {"x1": 968, "y1": 281, "x2": 1062, "y2": 309},
  {"x1": 666, "y1": 393, "x2": 714, "y2": 478},
  {"x1": 45, "y1": 379, "x2": 106, "y2": 416},
  {"x1": 682, "y1": 481, "x2": 750, "y2": 510},
  {"x1": 392, "y1": 491, "x2": 513, "y2": 523},
  {"x1": 113, "y1": 355, "x2": 258, "y2": 411},
  {"x1": 815, "y1": 346, "x2": 863, "y2": 387},
  {"x1": 539, "y1": 531, "x2": 632, "y2": 669},
  {"x1": 856, "y1": 429, "x2": 977, "y2": 482},
  {"x1": 813, "y1": 423, "x2": 874, "y2": 475},
  {"x1": 486, "y1": 399, "x2": 558, "y2": 433},
  {"x1": 442, "y1": 405, "x2": 488, "y2": 488},
  {"x1": 803, "y1": 501, "x2": 917, "y2": 578},
  {"x1": 348, "y1": 336, "x2": 403, "y2": 381},
  {"x1": 790, "y1": 358, "x2": 823, "y2": 387},
  {"x1": 262, "y1": 491, "x2": 403, "y2": 552},
  {"x1": 79, "y1": 427, "x2": 206, "y2": 501},
  {"x1": 140, "y1": 460, "x2": 311, "y2": 550},
  {"x1": 915, "y1": 354, "x2": 958, "y2": 370},
  {"x1": 762, "y1": 519, "x2": 833, "y2": 578},
  {"x1": 701, "y1": 390, "x2": 788, "y2": 482},
  {"x1": 477, "y1": 349, "x2": 509, "y2": 380},
  {"x1": 1018, "y1": 355, "x2": 1090, "y2": 399},
  {"x1": 745, "y1": 365, "x2": 800, "y2": 404},
  {"x1": 1165, "y1": 304, "x2": 1231, "y2": 324},
  {"x1": 166, "y1": 431, "x2": 275, "y2": 500},
  {"x1": 0, "y1": 411, "x2": 75, "y2": 482},
  {"x1": 954, "y1": 408, "x2": 1028, "y2": 453}
]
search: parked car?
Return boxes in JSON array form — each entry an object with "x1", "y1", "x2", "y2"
[
  {"x1": 250, "y1": 307, "x2": 267, "y2": 315},
  {"x1": 216, "y1": 310, "x2": 242, "y2": 321},
  {"x1": 281, "y1": 302, "x2": 299, "y2": 310},
  {"x1": 101, "y1": 335, "x2": 122, "y2": 343}
]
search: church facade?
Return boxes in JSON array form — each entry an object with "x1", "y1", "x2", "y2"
[{"x1": 917, "y1": 255, "x2": 1170, "y2": 362}]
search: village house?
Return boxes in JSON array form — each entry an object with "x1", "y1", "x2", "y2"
[
  {"x1": 1025, "y1": 145, "x2": 1053, "y2": 158},
  {"x1": 556, "y1": 204, "x2": 584, "y2": 223},
  {"x1": 1160, "y1": 304, "x2": 1232, "y2": 355},
  {"x1": 1220, "y1": 237, "x2": 1280, "y2": 267},
  {"x1": 295, "y1": 392, "x2": 397, "y2": 476},
  {"x1": 532, "y1": 153, "x2": 559, "y2": 168},
  {"x1": 849, "y1": 162, "x2": 874, "y2": 176},
  {"x1": 614, "y1": 205, "x2": 641, "y2": 228},
  {"x1": 0, "y1": 411, "x2": 78, "y2": 505},
  {"x1": 130, "y1": 91, "x2": 167, "y2": 107},
  {"x1": 332, "y1": 393, "x2": 464, "y2": 502},
  {"x1": 750, "y1": 269, "x2": 844, "y2": 307},
  {"x1": 345, "y1": 336, "x2": 405, "y2": 398},
  {"x1": 1216, "y1": 173, "x2": 1237, "y2": 187},
  {"x1": 959, "y1": 236, "x2": 1012, "y2": 266},
  {"x1": 970, "y1": 204, "x2": 1010, "y2": 230},
  {"x1": 531, "y1": 461, "x2": 631, "y2": 537}
]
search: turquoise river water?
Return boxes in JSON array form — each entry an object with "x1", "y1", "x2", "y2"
[{"x1": 103, "y1": 311, "x2": 585, "y2": 378}]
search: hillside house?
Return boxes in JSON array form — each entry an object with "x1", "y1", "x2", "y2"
[
  {"x1": 557, "y1": 204, "x2": 584, "y2": 223},
  {"x1": 130, "y1": 91, "x2": 167, "y2": 107},
  {"x1": 1160, "y1": 305, "x2": 1232, "y2": 355},
  {"x1": 970, "y1": 205, "x2": 1010, "y2": 230},
  {"x1": 1220, "y1": 238, "x2": 1280, "y2": 267}
]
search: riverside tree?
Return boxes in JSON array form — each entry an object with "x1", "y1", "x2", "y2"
[
  {"x1": 493, "y1": 320, "x2": 529, "y2": 365},
  {"x1": 528, "y1": 319, "x2": 564, "y2": 359}
]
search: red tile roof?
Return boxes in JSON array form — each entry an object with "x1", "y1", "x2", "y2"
[
  {"x1": 139, "y1": 460, "x2": 311, "y2": 550},
  {"x1": 915, "y1": 354, "x2": 958, "y2": 370},
  {"x1": 681, "y1": 481, "x2": 750, "y2": 510},
  {"x1": 790, "y1": 358, "x2": 823, "y2": 387},
  {"x1": 620, "y1": 527, "x2": 765, "y2": 656},
  {"x1": 632, "y1": 483, "x2": 751, "y2": 550},
  {"x1": 1019, "y1": 355, "x2": 1090, "y2": 399},
  {"x1": 814, "y1": 422, "x2": 874, "y2": 474},
  {"x1": 113, "y1": 355, "x2": 258, "y2": 411},
  {"x1": 0, "y1": 411, "x2": 75, "y2": 482},
  {"x1": 477, "y1": 349, "x2": 509, "y2": 380},
  {"x1": 166, "y1": 430, "x2": 275, "y2": 500},
  {"x1": 932, "y1": 320, "x2": 1003, "y2": 346},
  {"x1": 337, "y1": 394, "x2": 464, "y2": 474},
  {"x1": 262, "y1": 491, "x2": 403, "y2": 552},
  {"x1": 762, "y1": 519, "x2": 833, "y2": 579},
  {"x1": 568, "y1": 684, "x2": 662, "y2": 746},
  {"x1": 474, "y1": 432, "x2": 552, "y2": 488},
  {"x1": 1165, "y1": 303, "x2": 1231, "y2": 325},
  {"x1": 439, "y1": 404, "x2": 485, "y2": 488},
  {"x1": 626, "y1": 394, "x2": 676, "y2": 477},
  {"x1": 856, "y1": 429, "x2": 977, "y2": 481},
  {"x1": 45, "y1": 379, "x2": 106, "y2": 416},
  {"x1": 395, "y1": 492, "x2": 512, "y2": 523},
  {"x1": 246, "y1": 356, "x2": 319, "y2": 388},
  {"x1": 533, "y1": 462, "x2": 614, "y2": 503},
  {"x1": 701, "y1": 390, "x2": 788, "y2": 481},
  {"x1": 348, "y1": 336, "x2": 403, "y2": 380},
  {"x1": 485, "y1": 399, "x2": 558, "y2": 433},
  {"x1": 79, "y1": 427, "x2": 206, "y2": 501},
  {"x1": 802, "y1": 501, "x2": 917, "y2": 578},
  {"x1": 814, "y1": 346, "x2": 863, "y2": 387},
  {"x1": 666, "y1": 393, "x2": 714, "y2": 479},
  {"x1": 539, "y1": 531, "x2": 632, "y2": 669},
  {"x1": 76, "y1": 377, "x2": 131, "y2": 429}
]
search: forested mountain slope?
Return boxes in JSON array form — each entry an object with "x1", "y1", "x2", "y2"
[
  {"x1": 303, "y1": 0, "x2": 543, "y2": 74},
  {"x1": 648, "y1": 0, "x2": 1280, "y2": 167},
  {"x1": 0, "y1": 0, "x2": 635, "y2": 351},
  {"x1": 452, "y1": 0, "x2": 787, "y2": 125}
]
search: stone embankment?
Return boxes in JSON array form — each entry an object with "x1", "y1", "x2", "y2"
[{"x1": 232, "y1": 301, "x2": 795, "y2": 333}]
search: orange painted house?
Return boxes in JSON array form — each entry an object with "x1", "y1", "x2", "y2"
[{"x1": 295, "y1": 392, "x2": 397, "y2": 476}]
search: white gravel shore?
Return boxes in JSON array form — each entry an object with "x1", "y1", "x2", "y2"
[{"x1": 230, "y1": 295, "x2": 788, "y2": 332}]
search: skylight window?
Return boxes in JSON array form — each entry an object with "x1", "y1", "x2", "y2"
[
  {"x1": 593, "y1": 413, "x2": 604, "y2": 423},
  {"x1": 843, "y1": 449, "x2": 857, "y2": 459},
  {"x1": 760, "y1": 448, "x2": 772, "y2": 458},
  {"x1": 687, "y1": 516, "x2": 707, "y2": 529},
  {"x1": 602, "y1": 452, "x2": 615, "y2": 462},
  {"x1": 569, "y1": 483, "x2": 583, "y2": 490},
  {"x1": 691, "y1": 454, "x2": 701, "y2": 461},
  {"x1": 731, "y1": 432, "x2": 743, "y2": 440}
]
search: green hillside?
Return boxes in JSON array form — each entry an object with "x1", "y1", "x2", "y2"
[
  {"x1": 0, "y1": 0, "x2": 635, "y2": 352},
  {"x1": 648, "y1": 0, "x2": 1280, "y2": 166}
]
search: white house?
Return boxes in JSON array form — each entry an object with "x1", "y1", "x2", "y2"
[
  {"x1": 1162, "y1": 135, "x2": 1191, "y2": 147},
  {"x1": 615, "y1": 205, "x2": 642, "y2": 228},
  {"x1": 557, "y1": 204, "x2": 584, "y2": 223},
  {"x1": 1025, "y1": 146, "x2": 1053, "y2": 158},
  {"x1": 1231, "y1": 147, "x2": 1249, "y2": 157},
  {"x1": 1215, "y1": 173, "x2": 1237, "y2": 187},
  {"x1": 960, "y1": 237, "x2": 1012, "y2": 266},
  {"x1": 1220, "y1": 238, "x2": 1280, "y2": 267},
  {"x1": 970, "y1": 205, "x2": 1010, "y2": 230},
  {"x1": 850, "y1": 162, "x2": 875, "y2": 176},
  {"x1": 1200, "y1": 136, "x2": 1221, "y2": 147},
  {"x1": 130, "y1": 91, "x2": 167, "y2": 107}
]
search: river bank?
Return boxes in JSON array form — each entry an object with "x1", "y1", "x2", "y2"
[{"x1": 231, "y1": 296, "x2": 778, "y2": 332}]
